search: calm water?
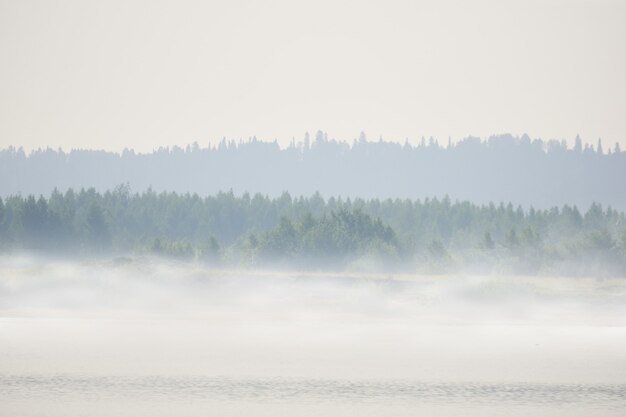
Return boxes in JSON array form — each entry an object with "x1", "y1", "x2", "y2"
[
  {"x1": 1, "y1": 257, "x2": 625, "y2": 416},
  {"x1": 2, "y1": 374, "x2": 625, "y2": 417}
]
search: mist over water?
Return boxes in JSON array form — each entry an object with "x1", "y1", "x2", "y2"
[
  {"x1": 1, "y1": 256, "x2": 625, "y2": 416},
  {"x1": 3, "y1": 1, "x2": 625, "y2": 415}
]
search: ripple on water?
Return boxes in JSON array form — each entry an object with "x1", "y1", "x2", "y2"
[{"x1": 1, "y1": 375, "x2": 625, "y2": 409}]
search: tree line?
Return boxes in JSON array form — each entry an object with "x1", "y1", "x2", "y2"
[
  {"x1": 2, "y1": 133, "x2": 625, "y2": 210},
  {"x1": 1, "y1": 187, "x2": 625, "y2": 276}
]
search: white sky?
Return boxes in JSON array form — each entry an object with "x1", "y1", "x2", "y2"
[{"x1": 0, "y1": 0, "x2": 625, "y2": 152}]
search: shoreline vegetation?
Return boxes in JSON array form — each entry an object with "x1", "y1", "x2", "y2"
[
  {"x1": 6, "y1": 254, "x2": 624, "y2": 286},
  {"x1": 1, "y1": 188, "x2": 625, "y2": 277}
]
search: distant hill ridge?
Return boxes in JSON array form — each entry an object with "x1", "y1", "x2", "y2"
[{"x1": 2, "y1": 133, "x2": 625, "y2": 210}]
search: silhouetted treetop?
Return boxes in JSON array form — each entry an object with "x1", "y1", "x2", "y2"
[{"x1": 1, "y1": 133, "x2": 625, "y2": 209}]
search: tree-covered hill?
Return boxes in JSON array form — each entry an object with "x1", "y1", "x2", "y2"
[
  {"x1": 2, "y1": 133, "x2": 625, "y2": 210},
  {"x1": 1, "y1": 187, "x2": 625, "y2": 276}
]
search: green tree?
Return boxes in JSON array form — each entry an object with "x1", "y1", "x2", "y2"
[
  {"x1": 200, "y1": 236, "x2": 220, "y2": 262},
  {"x1": 85, "y1": 203, "x2": 111, "y2": 252},
  {"x1": 482, "y1": 231, "x2": 495, "y2": 249}
]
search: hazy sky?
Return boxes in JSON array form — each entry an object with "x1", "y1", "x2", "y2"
[{"x1": 1, "y1": 0, "x2": 625, "y2": 152}]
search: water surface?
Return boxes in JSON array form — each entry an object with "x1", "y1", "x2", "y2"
[{"x1": 1, "y1": 257, "x2": 625, "y2": 416}]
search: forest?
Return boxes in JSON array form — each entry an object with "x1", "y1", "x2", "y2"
[
  {"x1": 1, "y1": 133, "x2": 625, "y2": 210},
  {"x1": 1, "y1": 187, "x2": 625, "y2": 276}
]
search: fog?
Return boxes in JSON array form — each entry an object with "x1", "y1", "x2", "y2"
[
  {"x1": 3, "y1": 1, "x2": 625, "y2": 415},
  {"x1": 2, "y1": 256, "x2": 625, "y2": 416},
  {"x1": 2, "y1": 1, "x2": 625, "y2": 153}
]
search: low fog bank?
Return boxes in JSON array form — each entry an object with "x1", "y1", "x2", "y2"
[
  {"x1": 2, "y1": 255, "x2": 625, "y2": 326},
  {"x1": 1, "y1": 256, "x2": 626, "y2": 395}
]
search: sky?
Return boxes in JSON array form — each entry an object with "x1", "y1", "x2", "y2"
[{"x1": 0, "y1": 0, "x2": 625, "y2": 152}]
